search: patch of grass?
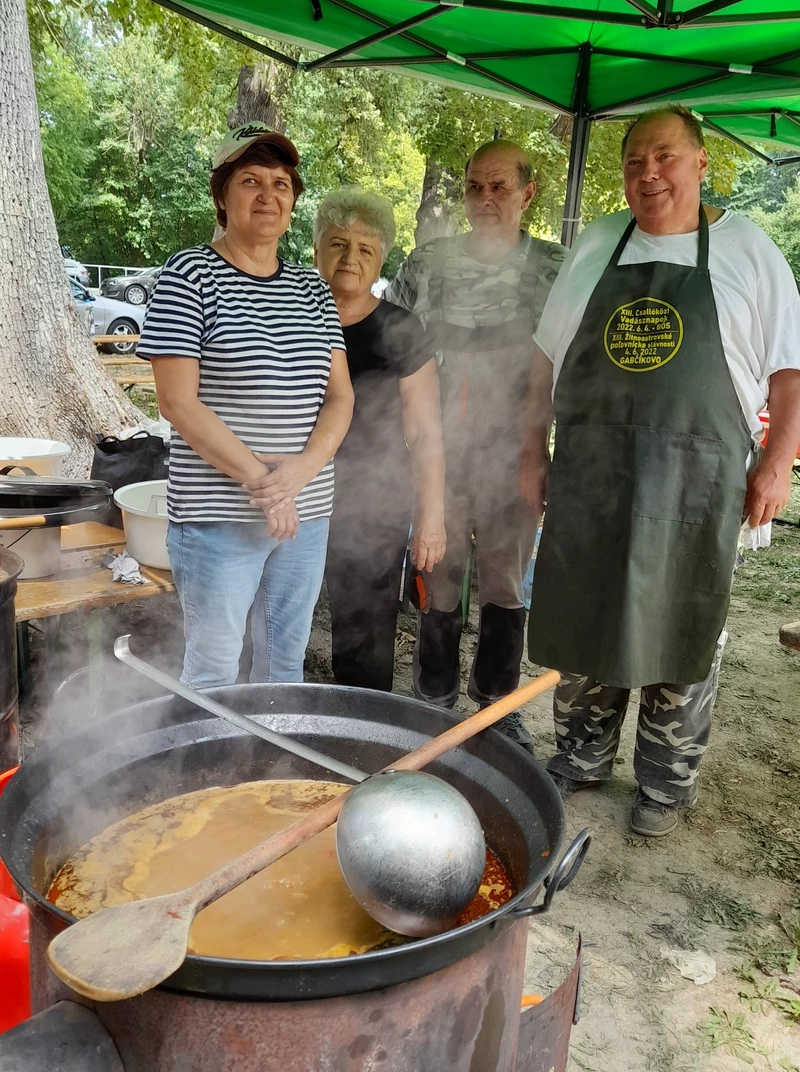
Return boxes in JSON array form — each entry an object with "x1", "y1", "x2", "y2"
[
  {"x1": 697, "y1": 1007, "x2": 769, "y2": 1064},
  {"x1": 737, "y1": 977, "x2": 793, "y2": 1024},
  {"x1": 739, "y1": 973, "x2": 800, "y2": 1025},
  {"x1": 623, "y1": 832, "x2": 660, "y2": 850},
  {"x1": 649, "y1": 918, "x2": 701, "y2": 951},
  {"x1": 131, "y1": 387, "x2": 160, "y2": 420},
  {"x1": 744, "y1": 820, "x2": 800, "y2": 884},
  {"x1": 595, "y1": 865, "x2": 626, "y2": 894},
  {"x1": 680, "y1": 877, "x2": 761, "y2": 931},
  {"x1": 736, "y1": 910, "x2": 800, "y2": 976}
]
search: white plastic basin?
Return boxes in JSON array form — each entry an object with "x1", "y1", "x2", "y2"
[
  {"x1": 0, "y1": 438, "x2": 71, "y2": 477},
  {"x1": 114, "y1": 479, "x2": 170, "y2": 570}
]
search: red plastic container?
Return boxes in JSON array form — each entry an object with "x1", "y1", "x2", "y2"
[
  {"x1": 0, "y1": 765, "x2": 30, "y2": 1033},
  {"x1": 0, "y1": 766, "x2": 20, "y2": 900}
]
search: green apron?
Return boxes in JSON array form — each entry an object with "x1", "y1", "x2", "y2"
[{"x1": 527, "y1": 209, "x2": 751, "y2": 688}]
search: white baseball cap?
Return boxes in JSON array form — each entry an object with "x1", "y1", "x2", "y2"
[{"x1": 212, "y1": 124, "x2": 300, "y2": 171}]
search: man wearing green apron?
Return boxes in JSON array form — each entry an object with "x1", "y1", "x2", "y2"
[
  {"x1": 524, "y1": 106, "x2": 800, "y2": 835},
  {"x1": 386, "y1": 141, "x2": 565, "y2": 753}
]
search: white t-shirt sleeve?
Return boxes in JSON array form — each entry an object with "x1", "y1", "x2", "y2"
[
  {"x1": 137, "y1": 252, "x2": 205, "y2": 361},
  {"x1": 532, "y1": 240, "x2": 580, "y2": 362},
  {"x1": 751, "y1": 227, "x2": 800, "y2": 390}
]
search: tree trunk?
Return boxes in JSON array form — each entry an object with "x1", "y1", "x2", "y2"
[
  {"x1": 227, "y1": 62, "x2": 285, "y2": 132},
  {"x1": 0, "y1": 0, "x2": 140, "y2": 477},
  {"x1": 414, "y1": 159, "x2": 462, "y2": 246}
]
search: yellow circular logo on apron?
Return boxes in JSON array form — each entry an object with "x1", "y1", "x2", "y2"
[{"x1": 603, "y1": 297, "x2": 683, "y2": 372}]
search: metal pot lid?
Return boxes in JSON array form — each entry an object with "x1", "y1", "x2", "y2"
[{"x1": 0, "y1": 476, "x2": 112, "y2": 526}]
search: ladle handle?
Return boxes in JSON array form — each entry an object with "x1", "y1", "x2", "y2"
[
  {"x1": 113, "y1": 636, "x2": 368, "y2": 785},
  {"x1": 388, "y1": 670, "x2": 561, "y2": 773},
  {"x1": 0, "y1": 515, "x2": 47, "y2": 530},
  {"x1": 185, "y1": 669, "x2": 562, "y2": 912}
]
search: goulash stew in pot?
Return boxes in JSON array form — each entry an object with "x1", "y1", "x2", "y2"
[{"x1": 49, "y1": 780, "x2": 514, "y2": 961}]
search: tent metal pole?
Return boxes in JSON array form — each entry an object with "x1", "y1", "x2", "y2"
[
  {"x1": 561, "y1": 44, "x2": 592, "y2": 247},
  {"x1": 319, "y1": 46, "x2": 581, "y2": 68},
  {"x1": 620, "y1": 0, "x2": 660, "y2": 26},
  {"x1": 147, "y1": 0, "x2": 300, "y2": 67},
  {"x1": 408, "y1": 0, "x2": 647, "y2": 27},
  {"x1": 699, "y1": 117, "x2": 776, "y2": 163},
  {"x1": 302, "y1": 6, "x2": 448, "y2": 70}
]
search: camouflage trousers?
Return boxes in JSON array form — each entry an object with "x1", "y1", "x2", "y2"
[{"x1": 547, "y1": 630, "x2": 727, "y2": 806}]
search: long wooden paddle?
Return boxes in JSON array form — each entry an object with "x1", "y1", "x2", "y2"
[{"x1": 47, "y1": 669, "x2": 560, "y2": 1001}]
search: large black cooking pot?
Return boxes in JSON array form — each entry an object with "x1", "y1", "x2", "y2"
[{"x1": 0, "y1": 684, "x2": 588, "y2": 1002}]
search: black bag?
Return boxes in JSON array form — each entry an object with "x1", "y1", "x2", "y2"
[{"x1": 91, "y1": 431, "x2": 168, "y2": 528}]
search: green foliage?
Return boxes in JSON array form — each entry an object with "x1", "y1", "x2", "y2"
[
  {"x1": 33, "y1": 18, "x2": 228, "y2": 266},
  {"x1": 696, "y1": 1007, "x2": 769, "y2": 1064},
  {"x1": 282, "y1": 66, "x2": 426, "y2": 263},
  {"x1": 34, "y1": 40, "x2": 94, "y2": 224},
  {"x1": 739, "y1": 972, "x2": 800, "y2": 1025},
  {"x1": 704, "y1": 154, "x2": 800, "y2": 280}
]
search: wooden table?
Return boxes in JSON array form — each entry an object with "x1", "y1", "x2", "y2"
[
  {"x1": 15, "y1": 523, "x2": 173, "y2": 623},
  {"x1": 15, "y1": 522, "x2": 174, "y2": 705}
]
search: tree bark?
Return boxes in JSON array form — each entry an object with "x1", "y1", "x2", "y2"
[
  {"x1": 227, "y1": 62, "x2": 285, "y2": 132},
  {"x1": 0, "y1": 0, "x2": 140, "y2": 475},
  {"x1": 414, "y1": 159, "x2": 462, "y2": 247}
]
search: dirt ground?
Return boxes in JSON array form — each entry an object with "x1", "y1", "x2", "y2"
[{"x1": 18, "y1": 485, "x2": 800, "y2": 1070}]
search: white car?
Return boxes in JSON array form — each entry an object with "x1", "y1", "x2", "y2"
[
  {"x1": 70, "y1": 279, "x2": 145, "y2": 355},
  {"x1": 64, "y1": 258, "x2": 91, "y2": 288}
]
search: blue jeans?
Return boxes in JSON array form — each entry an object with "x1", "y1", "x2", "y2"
[{"x1": 167, "y1": 519, "x2": 329, "y2": 689}]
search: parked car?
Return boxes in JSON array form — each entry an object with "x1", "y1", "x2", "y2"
[
  {"x1": 70, "y1": 279, "x2": 95, "y2": 338},
  {"x1": 64, "y1": 257, "x2": 91, "y2": 288},
  {"x1": 70, "y1": 280, "x2": 145, "y2": 356},
  {"x1": 100, "y1": 267, "x2": 160, "y2": 306}
]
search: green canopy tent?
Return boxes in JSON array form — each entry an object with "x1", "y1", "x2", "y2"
[{"x1": 153, "y1": 0, "x2": 800, "y2": 243}]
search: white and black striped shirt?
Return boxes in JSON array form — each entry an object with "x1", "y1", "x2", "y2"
[{"x1": 137, "y1": 246, "x2": 345, "y2": 523}]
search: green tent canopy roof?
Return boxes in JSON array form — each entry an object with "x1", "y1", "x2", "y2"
[
  {"x1": 163, "y1": 0, "x2": 800, "y2": 150},
  {"x1": 157, "y1": 0, "x2": 800, "y2": 239}
]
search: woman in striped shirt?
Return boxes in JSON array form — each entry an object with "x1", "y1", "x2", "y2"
[{"x1": 138, "y1": 125, "x2": 354, "y2": 688}]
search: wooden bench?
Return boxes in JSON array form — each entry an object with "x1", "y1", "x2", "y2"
[
  {"x1": 93, "y1": 334, "x2": 142, "y2": 346},
  {"x1": 101, "y1": 356, "x2": 149, "y2": 368},
  {"x1": 114, "y1": 373, "x2": 156, "y2": 394}
]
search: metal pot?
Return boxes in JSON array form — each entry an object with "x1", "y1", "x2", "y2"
[
  {"x1": 0, "y1": 472, "x2": 112, "y2": 579},
  {"x1": 0, "y1": 684, "x2": 589, "y2": 1071},
  {"x1": 0, "y1": 550, "x2": 24, "y2": 771}
]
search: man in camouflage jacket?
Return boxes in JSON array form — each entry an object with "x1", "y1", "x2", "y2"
[{"x1": 385, "y1": 140, "x2": 565, "y2": 751}]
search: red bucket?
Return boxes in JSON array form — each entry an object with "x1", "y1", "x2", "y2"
[{"x1": 0, "y1": 765, "x2": 30, "y2": 1033}]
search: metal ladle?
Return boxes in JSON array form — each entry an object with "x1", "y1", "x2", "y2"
[
  {"x1": 114, "y1": 635, "x2": 367, "y2": 784},
  {"x1": 114, "y1": 636, "x2": 487, "y2": 934}
]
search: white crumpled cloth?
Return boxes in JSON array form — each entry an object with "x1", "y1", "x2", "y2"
[
  {"x1": 660, "y1": 947, "x2": 717, "y2": 985},
  {"x1": 104, "y1": 550, "x2": 144, "y2": 584},
  {"x1": 741, "y1": 521, "x2": 772, "y2": 551}
]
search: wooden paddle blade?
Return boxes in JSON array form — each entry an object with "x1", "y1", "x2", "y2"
[{"x1": 47, "y1": 894, "x2": 196, "y2": 1001}]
